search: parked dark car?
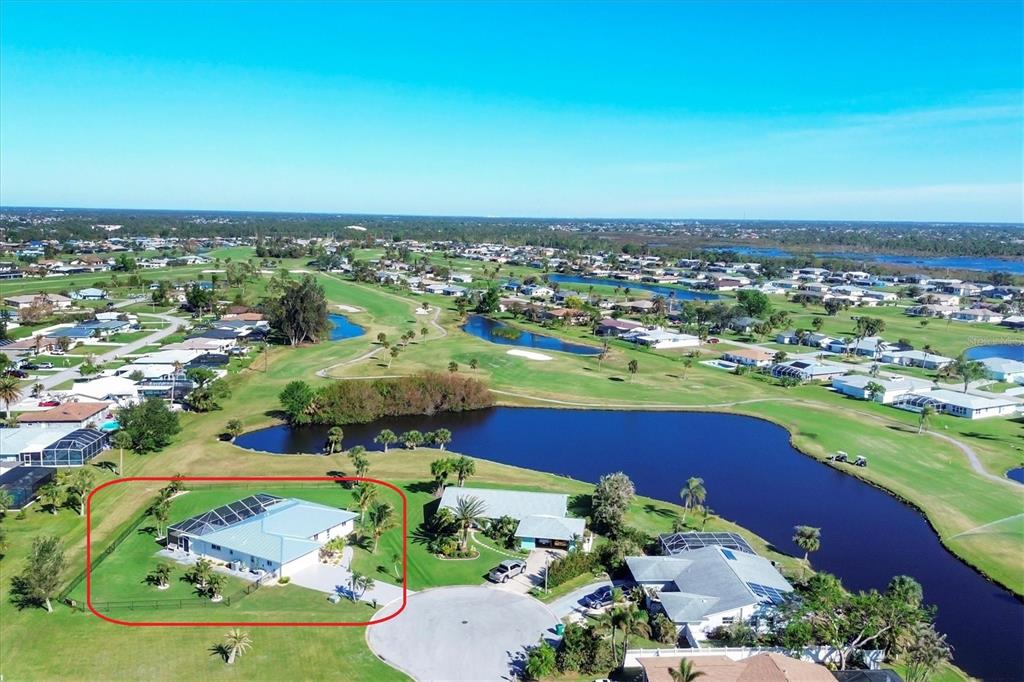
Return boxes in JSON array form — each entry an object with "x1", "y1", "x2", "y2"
[
  {"x1": 20, "y1": 363, "x2": 39, "y2": 370},
  {"x1": 487, "y1": 559, "x2": 527, "y2": 583},
  {"x1": 5, "y1": 369, "x2": 28, "y2": 378},
  {"x1": 582, "y1": 585, "x2": 615, "y2": 610}
]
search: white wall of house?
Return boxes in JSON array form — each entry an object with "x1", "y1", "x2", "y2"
[{"x1": 190, "y1": 538, "x2": 282, "y2": 574}]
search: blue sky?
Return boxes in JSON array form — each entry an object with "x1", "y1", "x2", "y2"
[{"x1": 1, "y1": 1, "x2": 1021, "y2": 221}]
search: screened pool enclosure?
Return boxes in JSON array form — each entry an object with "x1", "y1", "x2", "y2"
[{"x1": 20, "y1": 429, "x2": 108, "y2": 466}]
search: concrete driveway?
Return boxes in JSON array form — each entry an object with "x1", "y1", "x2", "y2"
[
  {"x1": 368, "y1": 586, "x2": 559, "y2": 681},
  {"x1": 490, "y1": 548, "x2": 562, "y2": 595},
  {"x1": 289, "y1": 551, "x2": 405, "y2": 606}
]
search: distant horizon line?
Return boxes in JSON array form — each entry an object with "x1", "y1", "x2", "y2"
[{"x1": 1, "y1": 204, "x2": 1022, "y2": 228}]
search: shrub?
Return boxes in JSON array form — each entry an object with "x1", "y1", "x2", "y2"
[
  {"x1": 277, "y1": 576, "x2": 291, "y2": 585},
  {"x1": 547, "y1": 549, "x2": 599, "y2": 588},
  {"x1": 556, "y1": 622, "x2": 615, "y2": 675},
  {"x1": 483, "y1": 515, "x2": 519, "y2": 550}
]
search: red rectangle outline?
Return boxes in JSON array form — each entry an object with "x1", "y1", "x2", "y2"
[{"x1": 86, "y1": 476, "x2": 408, "y2": 627}]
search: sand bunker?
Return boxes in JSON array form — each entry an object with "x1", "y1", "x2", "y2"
[{"x1": 506, "y1": 349, "x2": 552, "y2": 361}]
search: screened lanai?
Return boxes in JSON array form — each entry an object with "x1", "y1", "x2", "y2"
[
  {"x1": 24, "y1": 429, "x2": 108, "y2": 466},
  {"x1": 166, "y1": 493, "x2": 284, "y2": 548}
]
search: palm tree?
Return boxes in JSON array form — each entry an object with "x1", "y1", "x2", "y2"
[
  {"x1": 388, "y1": 346, "x2": 400, "y2": 368},
  {"x1": 112, "y1": 430, "x2": 131, "y2": 475},
  {"x1": 452, "y1": 456, "x2": 475, "y2": 486},
  {"x1": 431, "y1": 428, "x2": 452, "y2": 451},
  {"x1": 950, "y1": 352, "x2": 986, "y2": 393},
  {"x1": 348, "y1": 446, "x2": 370, "y2": 478},
  {"x1": 627, "y1": 359, "x2": 638, "y2": 382},
  {"x1": 206, "y1": 572, "x2": 226, "y2": 600},
  {"x1": 680, "y1": 477, "x2": 706, "y2": 524},
  {"x1": 148, "y1": 563, "x2": 172, "y2": 589},
  {"x1": 430, "y1": 458, "x2": 453, "y2": 494},
  {"x1": 452, "y1": 495, "x2": 487, "y2": 552},
  {"x1": 680, "y1": 356, "x2": 694, "y2": 379},
  {"x1": 0, "y1": 376, "x2": 22, "y2": 420},
  {"x1": 222, "y1": 629, "x2": 252, "y2": 665},
  {"x1": 30, "y1": 382, "x2": 44, "y2": 398},
  {"x1": 38, "y1": 482, "x2": 64, "y2": 514},
  {"x1": 616, "y1": 604, "x2": 652, "y2": 659},
  {"x1": 170, "y1": 360, "x2": 184, "y2": 404},
  {"x1": 374, "y1": 429, "x2": 396, "y2": 453},
  {"x1": 469, "y1": 358, "x2": 479, "y2": 371},
  {"x1": 918, "y1": 404, "x2": 936, "y2": 434},
  {"x1": 149, "y1": 495, "x2": 171, "y2": 538},
  {"x1": 349, "y1": 570, "x2": 371, "y2": 600},
  {"x1": 669, "y1": 658, "x2": 706, "y2": 681},
  {"x1": 189, "y1": 558, "x2": 213, "y2": 589},
  {"x1": 865, "y1": 381, "x2": 886, "y2": 402},
  {"x1": 225, "y1": 419, "x2": 243, "y2": 441},
  {"x1": 325, "y1": 426, "x2": 344, "y2": 455},
  {"x1": 355, "y1": 482, "x2": 378, "y2": 517},
  {"x1": 0, "y1": 489, "x2": 13, "y2": 516},
  {"x1": 793, "y1": 525, "x2": 821, "y2": 576},
  {"x1": 366, "y1": 502, "x2": 396, "y2": 553}
]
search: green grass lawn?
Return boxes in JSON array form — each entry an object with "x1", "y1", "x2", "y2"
[{"x1": 0, "y1": 263, "x2": 1004, "y2": 681}]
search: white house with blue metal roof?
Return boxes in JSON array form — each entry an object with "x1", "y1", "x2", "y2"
[{"x1": 167, "y1": 494, "x2": 358, "y2": 578}]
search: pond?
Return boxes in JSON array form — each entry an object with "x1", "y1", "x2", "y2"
[
  {"x1": 235, "y1": 407, "x2": 1023, "y2": 681},
  {"x1": 1007, "y1": 468, "x2": 1024, "y2": 485},
  {"x1": 545, "y1": 273, "x2": 718, "y2": 302},
  {"x1": 461, "y1": 314, "x2": 601, "y2": 356},
  {"x1": 965, "y1": 343, "x2": 1024, "y2": 362},
  {"x1": 328, "y1": 313, "x2": 364, "y2": 341}
]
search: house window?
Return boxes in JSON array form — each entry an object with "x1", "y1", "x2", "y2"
[
  {"x1": 211, "y1": 544, "x2": 221, "y2": 550},
  {"x1": 722, "y1": 617, "x2": 735, "y2": 625}
]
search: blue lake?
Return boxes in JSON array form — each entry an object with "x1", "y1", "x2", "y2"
[
  {"x1": 461, "y1": 314, "x2": 601, "y2": 356},
  {"x1": 710, "y1": 246, "x2": 1024, "y2": 274},
  {"x1": 1007, "y1": 468, "x2": 1024, "y2": 485},
  {"x1": 545, "y1": 273, "x2": 718, "y2": 301},
  {"x1": 328, "y1": 313, "x2": 364, "y2": 341},
  {"x1": 236, "y1": 407, "x2": 1023, "y2": 681},
  {"x1": 965, "y1": 344, "x2": 1024, "y2": 362}
]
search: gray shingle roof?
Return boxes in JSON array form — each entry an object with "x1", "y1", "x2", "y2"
[{"x1": 515, "y1": 514, "x2": 585, "y2": 542}]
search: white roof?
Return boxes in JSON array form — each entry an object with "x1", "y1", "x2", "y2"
[
  {"x1": 134, "y1": 349, "x2": 204, "y2": 365},
  {"x1": 926, "y1": 389, "x2": 1017, "y2": 410},
  {"x1": 981, "y1": 357, "x2": 1024, "y2": 374},
  {"x1": 66, "y1": 376, "x2": 139, "y2": 400},
  {"x1": 0, "y1": 425, "x2": 78, "y2": 456},
  {"x1": 118, "y1": 363, "x2": 175, "y2": 379},
  {"x1": 833, "y1": 374, "x2": 933, "y2": 392},
  {"x1": 439, "y1": 487, "x2": 569, "y2": 520}
]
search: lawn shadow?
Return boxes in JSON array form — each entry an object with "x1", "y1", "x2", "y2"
[
  {"x1": 209, "y1": 644, "x2": 229, "y2": 663},
  {"x1": 962, "y1": 432, "x2": 1002, "y2": 441},
  {"x1": 608, "y1": 376, "x2": 625, "y2": 382},
  {"x1": 405, "y1": 481, "x2": 436, "y2": 495},
  {"x1": 136, "y1": 524, "x2": 158, "y2": 536},
  {"x1": 642, "y1": 503, "x2": 679, "y2": 521},
  {"x1": 410, "y1": 523, "x2": 434, "y2": 547}
]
